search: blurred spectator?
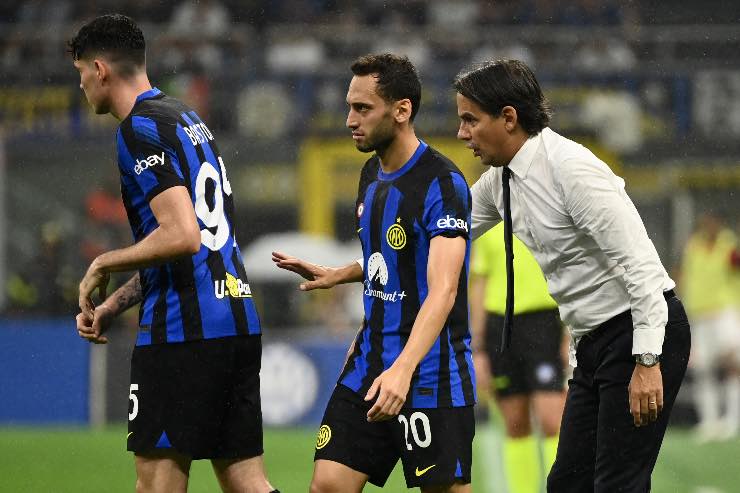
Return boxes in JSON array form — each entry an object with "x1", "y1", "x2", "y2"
[
  {"x1": 573, "y1": 37, "x2": 636, "y2": 73},
  {"x1": 471, "y1": 45, "x2": 536, "y2": 69},
  {"x1": 2, "y1": 0, "x2": 72, "y2": 70},
  {"x1": 680, "y1": 212, "x2": 740, "y2": 442},
  {"x1": 5, "y1": 222, "x2": 76, "y2": 316},
  {"x1": 428, "y1": 0, "x2": 478, "y2": 28},
  {"x1": 266, "y1": 35, "x2": 326, "y2": 74},
  {"x1": 166, "y1": 0, "x2": 232, "y2": 72},
  {"x1": 81, "y1": 178, "x2": 129, "y2": 265}
]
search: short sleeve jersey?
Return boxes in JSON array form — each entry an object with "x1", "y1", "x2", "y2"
[
  {"x1": 116, "y1": 88, "x2": 260, "y2": 346},
  {"x1": 339, "y1": 141, "x2": 476, "y2": 408}
]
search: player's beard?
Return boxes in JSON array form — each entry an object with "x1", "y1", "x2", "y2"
[{"x1": 355, "y1": 112, "x2": 395, "y2": 154}]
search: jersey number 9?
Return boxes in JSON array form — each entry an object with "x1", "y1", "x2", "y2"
[{"x1": 194, "y1": 156, "x2": 233, "y2": 251}]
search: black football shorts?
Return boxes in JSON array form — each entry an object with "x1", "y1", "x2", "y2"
[
  {"x1": 485, "y1": 309, "x2": 565, "y2": 397},
  {"x1": 127, "y1": 335, "x2": 263, "y2": 460},
  {"x1": 314, "y1": 384, "x2": 474, "y2": 488}
]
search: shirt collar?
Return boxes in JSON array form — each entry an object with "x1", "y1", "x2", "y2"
[
  {"x1": 377, "y1": 139, "x2": 428, "y2": 181},
  {"x1": 135, "y1": 87, "x2": 163, "y2": 103},
  {"x1": 507, "y1": 130, "x2": 543, "y2": 179}
]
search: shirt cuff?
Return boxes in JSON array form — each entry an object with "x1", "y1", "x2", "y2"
[
  {"x1": 632, "y1": 327, "x2": 665, "y2": 356},
  {"x1": 356, "y1": 257, "x2": 363, "y2": 270}
]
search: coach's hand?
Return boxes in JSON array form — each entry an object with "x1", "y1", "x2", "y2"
[
  {"x1": 78, "y1": 258, "x2": 110, "y2": 319},
  {"x1": 629, "y1": 364, "x2": 663, "y2": 427},
  {"x1": 365, "y1": 362, "x2": 413, "y2": 422},
  {"x1": 271, "y1": 251, "x2": 338, "y2": 290},
  {"x1": 75, "y1": 303, "x2": 114, "y2": 344}
]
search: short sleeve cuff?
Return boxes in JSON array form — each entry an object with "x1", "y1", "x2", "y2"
[
  {"x1": 631, "y1": 327, "x2": 665, "y2": 356},
  {"x1": 144, "y1": 179, "x2": 184, "y2": 203}
]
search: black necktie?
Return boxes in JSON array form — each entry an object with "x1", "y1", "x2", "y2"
[{"x1": 501, "y1": 166, "x2": 514, "y2": 352}]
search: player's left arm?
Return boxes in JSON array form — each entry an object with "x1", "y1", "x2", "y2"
[
  {"x1": 366, "y1": 234, "x2": 467, "y2": 422},
  {"x1": 78, "y1": 186, "x2": 200, "y2": 317}
]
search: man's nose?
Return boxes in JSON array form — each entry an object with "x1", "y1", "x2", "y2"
[{"x1": 457, "y1": 124, "x2": 469, "y2": 141}]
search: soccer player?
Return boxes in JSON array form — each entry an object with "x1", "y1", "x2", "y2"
[
  {"x1": 70, "y1": 15, "x2": 278, "y2": 493},
  {"x1": 273, "y1": 54, "x2": 475, "y2": 492}
]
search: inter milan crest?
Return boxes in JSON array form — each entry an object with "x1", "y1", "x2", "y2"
[
  {"x1": 316, "y1": 425, "x2": 332, "y2": 449},
  {"x1": 386, "y1": 218, "x2": 407, "y2": 250}
]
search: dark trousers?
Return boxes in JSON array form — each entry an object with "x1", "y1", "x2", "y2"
[{"x1": 547, "y1": 296, "x2": 691, "y2": 492}]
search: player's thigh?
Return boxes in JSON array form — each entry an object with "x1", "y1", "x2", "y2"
[
  {"x1": 690, "y1": 316, "x2": 718, "y2": 371},
  {"x1": 311, "y1": 459, "x2": 368, "y2": 493},
  {"x1": 532, "y1": 390, "x2": 566, "y2": 437},
  {"x1": 396, "y1": 406, "x2": 475, "y2": 490},
  {"x1": 313, "y1": 384, "x2": 397, "y2": 488},
  {"x1": 134, "y1": 451, "x2": 191, "y2": 493},
  {"x1": 494, "y1": 394, "x2": 532, "y2": 437},
  {"x1": 716, "y1": 308, "x2": 740, "y2": 364}
]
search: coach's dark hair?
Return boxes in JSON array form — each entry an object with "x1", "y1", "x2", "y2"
[
  {"x1": 68, "y1": 14, "x2": 145, "y2": 77},
  {"x1": 454, "y1": 59, "x2": 552, "y2": 135},
  {"x1": 351, "y1": 53, "x2": 422, "y2": 122}
]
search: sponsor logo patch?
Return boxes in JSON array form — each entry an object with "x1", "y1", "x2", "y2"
[
  {"x1": 214, "y1": 272, "x2": 252, "y2": 299},
  {"x1": 436, "y1": 214, "x2": 469, "y2": 232},
  {"x1": 134, "y1": 152, "x2": 165, "y2": 175}
]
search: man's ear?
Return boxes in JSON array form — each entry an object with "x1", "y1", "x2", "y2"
[
  {"x1": 501, "y1": 106, "x2": 519, "y2": 132},
  {"x1": 394, "y1": 98, "x2": 412, "y2": 124},
  {"x1": 93, "y1": 59, "x2": 109, "y2": 84}
]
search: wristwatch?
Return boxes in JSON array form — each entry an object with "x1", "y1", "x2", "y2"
[{"x1": 635, "y1": 353, "x2": 660, "y2": 367}]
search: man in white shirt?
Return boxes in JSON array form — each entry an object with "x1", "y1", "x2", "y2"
[{"x1": 454, "y1": 59, "x2": 691, "y2": 492}]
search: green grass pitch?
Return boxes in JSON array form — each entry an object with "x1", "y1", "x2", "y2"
[{"x1": 0, "y1": 426, "x2": 738, "y2": 492}]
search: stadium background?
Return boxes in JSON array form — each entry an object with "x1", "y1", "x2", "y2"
[{"x1": 0, "y1": 1, "x2": 739, "y2": 491}]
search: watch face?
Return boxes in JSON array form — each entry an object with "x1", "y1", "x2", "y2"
[{"x1": 640, "y1": 353, "x2": 658, "y2": 366}]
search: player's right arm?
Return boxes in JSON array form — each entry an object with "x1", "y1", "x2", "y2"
[
  {"x1": 272, "y1": 251, "x2": 363, "y2": 290},
  {"x1": 76, "y1": 272, "x2": 142, "y2": 344}
]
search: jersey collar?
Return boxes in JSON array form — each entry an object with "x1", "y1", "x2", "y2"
[
  {"x1": 135, "y1": 87, "x2": 163, "y2": 103},
  {"x1": 377, "y1": 139, "x2": 428, "y2": 181}
]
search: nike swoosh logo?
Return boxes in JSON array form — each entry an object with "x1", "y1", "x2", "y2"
[
  {"x1": 127, "y1": 432, "x2": 133, "y2": 439},
  {"x1": 357, "y1": 227, "x2": 363, "y2": 233},
  {"x1": 415, "y1": 464, "x2": 436, "y2": 477}
]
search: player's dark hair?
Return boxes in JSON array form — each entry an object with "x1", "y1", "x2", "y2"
[
  {"x1": 68, "y1": 14, "x2": 145, "y2": 77},
  {"x1": 454, "y1": 59, "x2": 552, "y2": 135},
  {"x1": 351, "y1": 53, "x2": 422, "y2": 122}
]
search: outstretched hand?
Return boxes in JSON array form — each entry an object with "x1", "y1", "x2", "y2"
[{"x1": 272, "y1": 251, "x2": 338, "y2": 291}]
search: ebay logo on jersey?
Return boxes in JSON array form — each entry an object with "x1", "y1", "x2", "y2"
[{"x1": 436, "y1": 215, "x2": 468, "y2": 232}]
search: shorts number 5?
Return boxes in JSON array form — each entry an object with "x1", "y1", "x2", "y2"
[{"x1": 128, "y1": 384, "x2": 139, "y2": 421}]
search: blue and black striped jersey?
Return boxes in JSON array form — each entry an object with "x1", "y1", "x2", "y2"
[
  {"x1": 339, "y1": 140, "x2": 476, "y2": 408},
  {"x1": 116, "y1": 88, "x2": 260, "y2": 346}
]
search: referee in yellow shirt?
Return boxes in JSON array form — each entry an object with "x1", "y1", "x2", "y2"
[{"x1": 470, "y1": 223, "x2": 566, "y2": 493}]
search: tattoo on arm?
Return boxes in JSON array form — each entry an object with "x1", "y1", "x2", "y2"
[{"x1": 109, "y1": 273, "x2": 143, "y2": 315}]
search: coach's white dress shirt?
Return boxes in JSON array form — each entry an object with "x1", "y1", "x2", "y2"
[{"x1": 470, "y1": 127, "x2": 675, "y2": 364}]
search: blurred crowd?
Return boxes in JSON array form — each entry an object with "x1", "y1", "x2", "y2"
[{"x1": 1, "y1": 0, "x2": 732, "y2": 79}]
